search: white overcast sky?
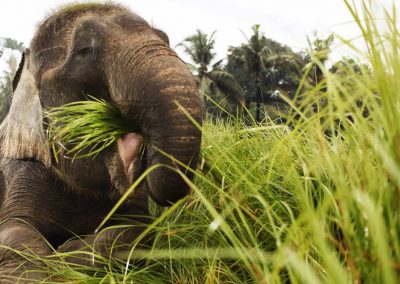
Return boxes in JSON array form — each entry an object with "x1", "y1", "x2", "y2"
[{"x1": 0, "y1": 0, "x2": 396, "y2": 71}]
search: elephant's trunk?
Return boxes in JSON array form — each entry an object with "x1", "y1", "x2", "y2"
[{"x1": 108, "y1": 40, "x2": 202, "y2": 206}]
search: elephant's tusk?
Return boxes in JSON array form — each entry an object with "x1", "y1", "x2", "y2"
[{"x1": 117, "y1": 133, "x2": 143, "y2": 179}]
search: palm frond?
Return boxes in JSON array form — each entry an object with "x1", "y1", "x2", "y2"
[
  {"x1": 177, "y1": 30, "x2": 217, "y2": 74},
  {"x1": 208, "y1": 71, "x2": 245, "y2": 106}
]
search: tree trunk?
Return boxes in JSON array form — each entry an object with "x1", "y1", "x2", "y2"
[{"x1": 256, "y1": 73, "x2": 261, "y2": 122}]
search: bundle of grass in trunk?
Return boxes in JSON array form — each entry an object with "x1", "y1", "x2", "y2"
[{"x1": 45, "y1": 96, "x2": 132, "y2": 160}]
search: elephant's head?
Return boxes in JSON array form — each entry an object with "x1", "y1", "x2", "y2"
[{"x1": 0, "y1": 4, "x2": 202, "y2": 206}]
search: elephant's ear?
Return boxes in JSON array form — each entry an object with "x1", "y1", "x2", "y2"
[
  {"x1": 12, "y1": 52, "x2": 25, "y2": 92},
  {"x1": 0, "y1": 51, "x2": 51, "y2": 166}
]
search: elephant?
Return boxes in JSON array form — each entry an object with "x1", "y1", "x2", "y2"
[{"x1": 0, "y1": 2, "x2": 202, "y2": 280}]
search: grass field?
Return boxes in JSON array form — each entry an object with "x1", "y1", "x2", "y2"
[{"x1": 6, "y1": 1, "x2": 400, "y2": 283}]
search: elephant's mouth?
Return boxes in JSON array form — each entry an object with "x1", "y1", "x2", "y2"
[{"x1": 117, "y1": 133, "x2": 144, "y2": 180}]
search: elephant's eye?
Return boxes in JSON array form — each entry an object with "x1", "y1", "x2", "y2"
[
  {"x1": 76, "y1": 46, "x2": 93, "y2": 55},
  {"x1": 71, "y1": 45, "x2": 94, "y2": 58}
]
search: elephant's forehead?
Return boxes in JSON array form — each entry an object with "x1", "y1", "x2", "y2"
[
  {"x1": 29, "y1": 3, "x2": 148, "y2": 73},
  {"x1": 30, "y1": 4, "x2": 116, "y2": 66}
]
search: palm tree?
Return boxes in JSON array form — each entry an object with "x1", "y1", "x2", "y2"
[
  {"x1": 177, "y1": 30, "x2": 245, "y2": 114},
  {"x1": 0, "y1": 38, "x2": 25, "y2": 121},
  {"x1": 0, "y1": 37, "x2": 24, "y2": 58},
  {"x1": 228, "y1": 25, "x2": 306, "y2": 122},
  {"x1": 242, "y1": 25, "x2": 269, "y2": 122},
  {"x1": 301, "y1": 33, "x2": 335, "y2": 113},
  {"x1": 306, "y1": 32, "x2": 335, "y2": 86},
  {"x1": 177, "y1": 30, "x2": 217, "y2": 77}
]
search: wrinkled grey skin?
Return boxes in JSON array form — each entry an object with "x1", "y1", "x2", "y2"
[{"x1": 0, "y1": 3, "x2": 201, "y2": 280}]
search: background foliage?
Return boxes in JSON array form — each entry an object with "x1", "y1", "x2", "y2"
[{"x1": 0, "y1": 37, "x2": 24, "y2": 121}]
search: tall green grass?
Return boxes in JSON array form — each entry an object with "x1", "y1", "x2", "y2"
[
  {"x1": 45, "y1": 96, "x2": 133, "y2": 160},
  {"x1": 8, "y1": 0, "x2": 400, "y2": 283}
]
